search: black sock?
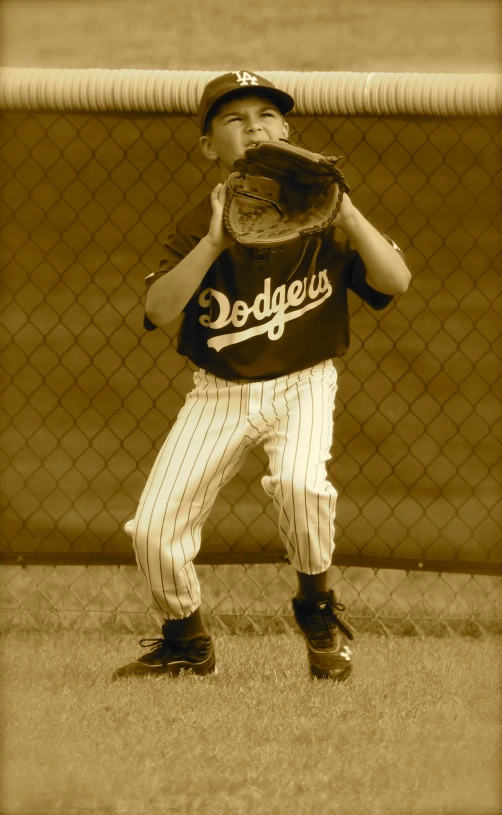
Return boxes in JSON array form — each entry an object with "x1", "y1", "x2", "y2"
[
  {"x1": 162, "y1": 608, "x2": 207, "y2": 641},
  {"x1": 296, "y1": 570, "x2": 330, "y2": 599}
]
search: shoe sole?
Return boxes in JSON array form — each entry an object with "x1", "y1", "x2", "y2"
[
  {"x1": 112, "y1": 654, "x2": 217, "y2": 681},
  {"x1": 310, "y1": 662, "x2": 352, "y2": 682}
]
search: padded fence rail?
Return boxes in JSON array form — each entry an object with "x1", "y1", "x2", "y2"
[{"x1": 0, "y1": 70, "x2": 501, "y2": 635}]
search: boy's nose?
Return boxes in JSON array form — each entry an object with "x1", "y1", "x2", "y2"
[{"x1": 247, "y1": 122, "x2": 263, "y2": 131}]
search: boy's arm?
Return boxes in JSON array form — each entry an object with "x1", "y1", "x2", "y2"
[
  {"x1": 334, "y1": 195, "x2": 411, "y2": 295},
  {"x1": 146, "y1": 182, "x2": 235, "y2": 327}
]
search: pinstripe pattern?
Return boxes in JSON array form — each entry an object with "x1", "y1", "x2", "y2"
[
  {"x1": 261, "y1": 360, "x2": 338, "y2": 575},
  {"x1": 129, "y1": 361, "x2": 338, "y2": 618}
]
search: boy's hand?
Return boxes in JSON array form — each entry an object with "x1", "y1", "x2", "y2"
[{"x1": 205, "y1": 181, "x2": 236, "y2": 252}]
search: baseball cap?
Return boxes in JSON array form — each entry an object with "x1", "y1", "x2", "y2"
[{"x1": 198, "y1": 71, "x2": 295, "y2": 133}]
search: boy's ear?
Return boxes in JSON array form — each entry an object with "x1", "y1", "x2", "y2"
[
  {"x1": 199, "y1": 135, "x2": 219, "y2": 161},
  {"x1": 282, "y1": 119, "x2": 290, "y2": 139}
]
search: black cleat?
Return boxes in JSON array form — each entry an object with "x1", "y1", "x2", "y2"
[
  {"x1": 292, "y1": 590, "x2": 354, "y2": 681},
  {"x1": 112, "y1": 632, "x2": 216, "y2": 680}
]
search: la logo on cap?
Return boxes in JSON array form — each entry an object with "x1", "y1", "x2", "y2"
[{"x1": 232, "y1": 71, "x2": 260, "y2": 86}]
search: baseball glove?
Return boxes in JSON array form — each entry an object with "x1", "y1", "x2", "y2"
[{"x1": 223, "y1": 141, "x2": 350, "y2": 248}]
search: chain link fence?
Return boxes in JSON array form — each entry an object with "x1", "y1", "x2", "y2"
[{"x1": 0, "y1": 109, "x2": 501, "y2": 635}]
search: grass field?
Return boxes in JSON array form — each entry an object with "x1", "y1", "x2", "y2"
[{"x1": 1, "y1": 632, "x2": 501, "y2": 815}]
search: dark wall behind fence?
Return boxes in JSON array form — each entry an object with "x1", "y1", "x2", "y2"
[{"x1": 0, "y1": 112, "x2": 501, "y2": 571}]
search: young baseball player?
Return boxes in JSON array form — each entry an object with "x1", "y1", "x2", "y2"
[{"x1": 113, "y1": 72, "x2": 410, "y2": 682}]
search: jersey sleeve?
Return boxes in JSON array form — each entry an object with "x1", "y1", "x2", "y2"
[{"x1": 144, "y1": 197, "x2": 212, "y2": 331}]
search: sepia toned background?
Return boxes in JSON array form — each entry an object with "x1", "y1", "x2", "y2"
[
  {"x1": 1, "y1": 0, "x2": 501, "y2": 74},
  {"x1": 0, "y1": 0, "x2": 501, "y2": 635}
]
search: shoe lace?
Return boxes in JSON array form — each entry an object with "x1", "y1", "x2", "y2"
[
  {"x1": 326, "y1": 602, "x2": 354, "y2": 642},
  {"x1": 138, "y1": 637, "x2": 172, "y2": 663},
  {"x1": 302, "y1": 601, "x2": 354, "y2": 647}
]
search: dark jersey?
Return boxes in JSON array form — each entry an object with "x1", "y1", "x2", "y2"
[{"x1": 144, "y1": 195, "x2": 395, "y2": 381}]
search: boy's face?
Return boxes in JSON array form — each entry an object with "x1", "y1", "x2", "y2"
[{"x1": 199, "y1": 95, "x2": 289, "y2": 174}]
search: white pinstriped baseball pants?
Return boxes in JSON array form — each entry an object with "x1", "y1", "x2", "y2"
[{"x1": 128, "y1": 359, "x2": 338, "y2": 619}]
